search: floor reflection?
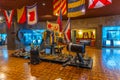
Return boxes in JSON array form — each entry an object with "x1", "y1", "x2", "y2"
[
  {"x1": 0, "y1": 73, "x2": 6, "y2": 80},
  {"x1": 0, "y1": 46, "x2": 8, "y2": 61},
  {"x1": 2, "y1": 50, "x2": 8, "y2": 61},
  {"x1": 102, "y1": 48, "x2": 120, "y2": 69},
  {"x1": 24, "y1": 63, "x2": 37, "y2": 80}
]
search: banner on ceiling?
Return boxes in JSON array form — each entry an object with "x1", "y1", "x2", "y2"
[
  {"x1": 3, "y1": 9, "x2": 14, "y2": 29},
  {"x1": 27, "y1": 4, "x2": 38, "y2": 25}
]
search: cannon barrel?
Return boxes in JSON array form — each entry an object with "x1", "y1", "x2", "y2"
[{"x1": 67, "y1": 43, "x2": 85, "y2": 53}]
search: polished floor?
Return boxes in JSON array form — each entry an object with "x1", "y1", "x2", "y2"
[{"x1": 0, "y1": 46, "x2": 120, "y2": 80}]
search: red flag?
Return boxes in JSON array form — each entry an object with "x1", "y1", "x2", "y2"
[
  {"x1": 27, "y1": 4, "x2": 37, "y2": 25},
  {"x1": 63, "y1": 18, "x2": 71, "y2": 43},
  {"x1": 3, "y1": 10, "x2": 14, "y2": 29},
  {"x1": 88, "y1": 0, "x2": 112, "y2": 9},
  {"x1": 57, "y1": 9, "x2": 62, "y2": 32},
  {"x1": 47, "y1": 21, "x2": 59, "y2": 32}
]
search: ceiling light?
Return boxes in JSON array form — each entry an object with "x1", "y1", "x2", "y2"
[
  {"x1": 0, "y1": 16, "x2": 4, "y2": 23},
  {"x1": 0, "y1": 17, "x2": 2, "y2": 21},
  {"x1": 0, "y1": 16, "x2": 4, "y2": 21},
  {"x1": 42, "y1": 3, "x2": 46, "y2": 6},
  {"x1": 81, "y1": 9, "x2": 85, "y2": 12},
  {"x1": 56, "y1": 13, "x2": 58, "y2": 16},
  {"x1": 41, "y1": 15, "x2": 53, "y2": 18},
  {"x1": 78, "y1": 30, "x2": 82, "y2": 35}
]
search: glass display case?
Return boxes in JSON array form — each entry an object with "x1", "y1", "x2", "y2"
[
  {"x1": 0, "y1": 33, "x2": 7, "y2": 45},
  {"x1": 17, "y1": 29, "x2": 45, "y2": 46},
  {"x1": 102, "y1": 26, "x2": 120, "y2": 47}
]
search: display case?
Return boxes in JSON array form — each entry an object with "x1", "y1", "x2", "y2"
[
  {"x1": 102, "y1": 26, "x2": 120, "y2": 47},
  {"x1": 17, "y1": 29, "x2": 45, "y2": 46},
  {"x1": 0, "y1": 33, "x2": 7, "y2": 45}
]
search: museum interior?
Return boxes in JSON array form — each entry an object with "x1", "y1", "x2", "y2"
[{"x1": 0, "y1": 0, "x2": 120, "y2": 80}]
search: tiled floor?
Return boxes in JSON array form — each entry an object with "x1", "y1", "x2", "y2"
[{"x1": 0, "y1": 46, "x2": 120, "y2": 80}]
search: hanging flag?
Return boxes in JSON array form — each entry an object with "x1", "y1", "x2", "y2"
[
  {"x1": 27, "y1": 4, "x2": 37, "y2": 25},
  {"x1": 63, "y1": 18, "x2": 71, "y2": 43},
  {"x1": 67, "y1": 0, "x2": 85, "y2": 17},
  {"x1": 57, "y1": 9, "x2": 62, "y2": 32},
  {"x1": 17, "y1": 7, "x2": 26, "y2": 24},
  {"x1": 53, "y1": 0, "x2": 67, "y2": 16},
  {"x1": 88, "y1": 0, "x2": 112, "y2": 9},
  {"x1": 47, "y1": 21, "x2": 59, "y2": 32},
  {"x1": 3, "y1": 10, "x2": 14, "y2": 29}
]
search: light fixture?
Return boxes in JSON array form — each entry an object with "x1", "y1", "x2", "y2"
[
  {"x1": 56, "y1": 13, "x2": 58, "y2": 16},
  {"x1": 41, "y1": 15, "x2": 53, "y2": 18},
  {"x1": 93, "y1": 31, "x2": 95, "y2": 34},
  {"x1": 42, "y1": 3, "x2": 46, "y2": 6},
  {"x1": 0, "y1": 16, "x2": 4, "y2": 23},
  {"x1": 81, "y1": 9, "x2": 85, "y2": 12},
  {"x1": 0, "y1": 16, "x2": 3, "y2": 21},
  {"x1": 78, "y1": 30, "x2": 82, "y2": 35}
]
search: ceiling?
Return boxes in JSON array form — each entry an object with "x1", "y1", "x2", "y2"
[{"x1": 0, "y1": 0, "x2": 120, "y2": 21}]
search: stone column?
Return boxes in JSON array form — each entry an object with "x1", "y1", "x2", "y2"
[
  {"x1": 96, "y1": 25, "x2": 102, "y2": 49},
  {"x1": 7, "y1": 22, "x2": 16, "y2": 50}
]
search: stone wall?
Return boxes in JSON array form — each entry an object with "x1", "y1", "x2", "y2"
[
  {"x1": 62, "y1": 15, "x2": 120, "y2": 48},
  {"x1": 6, "y1": 15, "x2": 120, "y2": 50},
  {"x1": 69, "y1": 15, "x2": 120, "y2": 29}
]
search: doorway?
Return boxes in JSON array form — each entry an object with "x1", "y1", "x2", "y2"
[{"x1": 71, "y1": 29, "x2": 96, "y2": 47}]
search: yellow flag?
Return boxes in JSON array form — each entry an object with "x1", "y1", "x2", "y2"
[{"x1": 17, "y1": 7, "x2": 26, "y2": 24}]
